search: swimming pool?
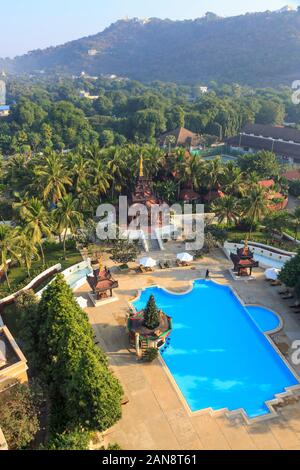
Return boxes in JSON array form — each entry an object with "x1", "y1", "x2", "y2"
[
  {"x1": 65, "y1": 267, "x2": 92, "y2": 289},
  {"x1": 133, "y1": 280, "x2": 299, "y2": 420}
]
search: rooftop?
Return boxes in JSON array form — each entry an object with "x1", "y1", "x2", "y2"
[
  {"x1": 243, "y1": 123, "x2": 300, "y2": 144},
  {"x1": 0, "y1": 330, "x2": 19, "y2": 371},
  {"x1": 158, "y1": 127, "x2": 202, "y2": 147},
  {"x1": 282, "y1": 169, "x2": 300, "y2": 181}
]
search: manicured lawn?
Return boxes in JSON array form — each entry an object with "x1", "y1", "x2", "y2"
[{"x1": 226, "y1": 229, "x2": 298, "y2": 252}]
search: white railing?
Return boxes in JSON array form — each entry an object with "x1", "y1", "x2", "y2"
[
  {"x1": 36, "y1": 260, "x2": 91, "y2": 297},
  {"x1": 0, "y1": 264, "x2": 62, "y2": 307},
  {"x1": 283, "y1": 232, "x2": 300, "y2": 245},
  {"x1": 224, "y1": 241, "x2": 295, "y2": 268}
]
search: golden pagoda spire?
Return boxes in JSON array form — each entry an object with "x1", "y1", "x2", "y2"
[{"x1": 139, "y1": 155, "x2": 144, "y2": 177}]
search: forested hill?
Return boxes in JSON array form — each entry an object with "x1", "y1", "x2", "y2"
[{"x1": 2, "y1": 10, "x2": 300, "y2": 86}]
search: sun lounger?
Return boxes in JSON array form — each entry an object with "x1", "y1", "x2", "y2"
[
  {"x1": 282, "y1": 295, "x2": 294, "y2": 300},
  {"x1": 290, "y1": 304, "x2": 300, "y2": 309},
  {"x1": 271, "y1": 280, "x2": 282, "y2": 286},
  {"x1": 145, "y1": 267, "x2": 154, "y2": 272},
  {"x1": 279, "y1": 289, "x2": 289, "y2": 295}
]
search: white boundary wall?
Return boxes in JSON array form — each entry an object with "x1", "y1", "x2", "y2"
[
  {"x1": 0, "y1": 264, "x2": 62, "y2": 307},
  {"x1": 224, "y1": 241, "x2": 296, "y2": 268}
]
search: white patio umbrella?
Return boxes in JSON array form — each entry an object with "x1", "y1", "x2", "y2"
[
  {"x1": 139, "y1": 257, "x2": 157, "y2": 268},
  {"x1": 177, "y1": 252, "x2": 194, "y2": 262},
  {"x1": 76, "y1": 296, "x2": 88, "y2": 309},
  {"x1": 264, "y1": 268, "x2": 280, "y2": 281}
]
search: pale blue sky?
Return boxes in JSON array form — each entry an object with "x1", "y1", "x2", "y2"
[{"x1": 1, "y1": 0, "x2": 299, "y2": 58}]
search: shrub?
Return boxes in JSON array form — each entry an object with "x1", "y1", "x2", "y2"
[
  {"x1": 143, "y1": 348, "x2": 159, "y2": 362},
  {"x1": 35, "y1": 275, "x2": 123, "y2": 433},
  {"x1": 0, "y1": 383, "x2": 40, "y2": 450},
  {"x1": 279, "y1": 249, "x2": 300, "y2": 288},
  {"x1": 143, "y1": 295, "x2": 160, "y2": 330},
  {"x1": 43, "y1": 429, "x2": 92, "y2": 450}
]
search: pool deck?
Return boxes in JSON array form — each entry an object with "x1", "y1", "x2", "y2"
[{"x1": 76, "y1": 247, "x2": 300, "y2": 450}]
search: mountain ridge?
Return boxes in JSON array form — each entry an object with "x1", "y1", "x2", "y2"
[{"x1": 1, "y1": 10, "x2": 300, "y2": 86}]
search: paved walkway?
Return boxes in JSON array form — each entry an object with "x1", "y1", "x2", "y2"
[{"x1": 76, "y1": 249, "x2": 300, "y2": 450}]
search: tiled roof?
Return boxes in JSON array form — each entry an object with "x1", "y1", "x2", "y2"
[
  {"x1": 226, "y1": 135, "x2": 300, "y2": 162},
  {"x1": 179, "y1": 189, "x2": 201, "y2": 201},
  {"x1": 282, "y1": 170, "x2": 300, "y2": 181},
  {"x1": 243, "y1": 123, "x2": 300, "y2": 144},
  {"x1": 158, "y1": 127, "x2": 202, "y2": 147}
]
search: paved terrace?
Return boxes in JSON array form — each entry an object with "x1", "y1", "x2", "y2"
[{"x1": 76, "y1": 248, "x2": 300, "y2": 450}]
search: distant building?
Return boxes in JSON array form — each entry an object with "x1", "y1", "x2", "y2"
[
  {"x1": 88, "y1": 49, "x2": 98, "y2": 56},
  {"x1": 79, "y1": 90, "x2": 99, "y2": 100},
  {"x1": 0, "y1": 80, "x2": 10, "y2": 117},
  {"x1": 0, "y1": 105, "x2": 10, "y2": 117},
  {"x1": 226, "y1": 123, "x2": 300, "y2": 165},
  {"x1": 199, "y1": 86, "x2": 208, "y2": 94},
  {"x1": 158, "y1": 127, "x2": 203, "y2": 150},
  {"x1": 282, "y1": 169, "x2": 300, "y2": 181}
]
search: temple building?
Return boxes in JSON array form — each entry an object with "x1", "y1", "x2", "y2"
[
  {"x1": 131, "y1": 156, "x2": 159, "y2": 208},
  {"x1": 230, "y1": 241, "x2": 259, "y2": 277},
  {"x1": 86, "y1": 258, "x2": 118, "y2": 306},
  {"x1": 129, "y1": 156, "x2": 162, "y2": 234}
]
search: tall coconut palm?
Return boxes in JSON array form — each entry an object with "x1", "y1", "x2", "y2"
[
  {"x1": 54, "y1": 195, "x2": 83, "y2": 256},
  {"x1": 17, "y1": 232, "x2": 40, "y2": 277},
  {"x1": 0, "y1": 226, "x2": 21, "y2": 288},
  {"x1": 68, "y1": 153, "x2": 89, "y2": 194},
  {"x1": 243, "y1": 185, "x2": 270, "y2": 237},
  {"x1": 89, "y1": 157, "x2": 112, "y2": 201},
  {"x1": 34, "y1": 152, "x2": 72, "y2": 205},
  {"x1": 221, "y1": 163, "x2": 245, "y2": 196},
  {"x1": 106, "y1": 147, "x2": 127, "y2": 200},
  {"x1": 291, "y1": 207, "x2": 300, "y2": 240},
  {"x1": 20, "y1": 198, "x2": 52, "y2": 265},
  {"x1": 212, "y1": 195, "x2": 241, "y2": 227},
  {"x1": 202, "y1": 157, "x2": 225, "y2": 202}
]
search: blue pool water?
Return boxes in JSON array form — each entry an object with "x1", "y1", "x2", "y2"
[
  {"x1": 65, "y1": 267, "x2": 92, "y2": 289},
  {"x1": 246, "y1": 306, "x2": 281, "y2": 333},
  {"x1": 133, "y1": 281, "x2": 299, "y2": 419}
]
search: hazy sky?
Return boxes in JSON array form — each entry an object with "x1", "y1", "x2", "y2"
[{"x1": 1, "y1": 0, "x2": 299, "y2": 58}]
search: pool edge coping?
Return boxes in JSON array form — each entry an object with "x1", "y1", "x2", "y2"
[{"x1": 129, "y1": 278, "x2": 300, "y2": 426}]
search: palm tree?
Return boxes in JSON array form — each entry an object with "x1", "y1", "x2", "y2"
[
  {"x1": 89, "y1": 157, "x2": 112, "y2": 201},
  {"x1": 17, "y1": 232, "x2": 40, "y2": 277},
  {"x1": 221, "y1": 163, "x2": 245, "y2": 196},
  {"x1": 202, "y1": 157, "x2": 224, "y2": 203},
  {"x1": 243, "y1": 185, "x2": 270, "y2": 237},
  {"x1": 212, "y1": 195, "x2": 241, "y2": 227},
  {"x1": 68, "y1": 152, "x2": 89, "y2": 195},
  {"x1": 20, "y1": 198, "x2": 52, "y2": 265},
  {"x1": 34, "y1": 152, "x2": 72, "y2": 205},
  {"x1": 76, "y1": 181, "x2": 98, "y2": 215},
  {"x1": 54, "y1": 195, "x2": 83, "y2": 257},
  {"x1": 106, "y1": 147, "x2": 127, "y2": 200},
  {"x1": 291, "y1": 207, "x2": 300, "y2": 240},
  {"x1": 0, "y1": 226, "x2": 21, "y2": 288}
]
